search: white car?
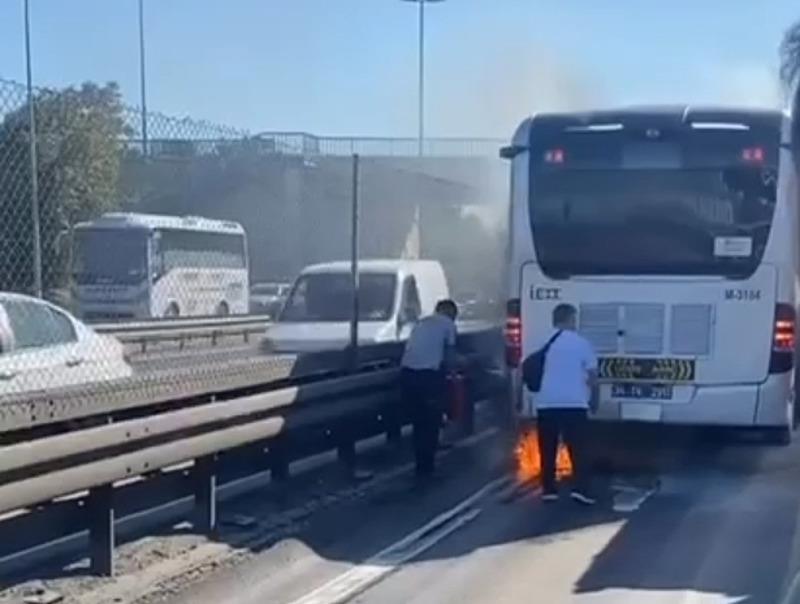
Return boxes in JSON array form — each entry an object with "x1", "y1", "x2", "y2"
[
  {"x1": 0, "y1": 292, "x2": 133, "y2": 397},
  {"x1": 250, "y1": 283, "x2": 291, "y2": 317}
]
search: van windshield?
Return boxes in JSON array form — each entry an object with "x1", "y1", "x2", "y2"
[{"x1": 280, "y1": 272, "x2": 397, "y2": 322}]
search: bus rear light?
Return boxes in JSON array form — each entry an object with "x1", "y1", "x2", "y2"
[
  {"x1": 544, "y1": 149, "x2": 565, "y2": 164},
  {"x1": 742, "y1": 147, "x2": 765, "y2": 163},
  {"x1": 505, "y1": 298, "x2": 522, "y2": 368},
  {"x1": 770, "y1": 304, "x2": 796, "y2": 373}
]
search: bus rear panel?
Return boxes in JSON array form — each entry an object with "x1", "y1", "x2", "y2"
[{"x1": 505, "y1": 107, "x2": 797, "y2": 430}]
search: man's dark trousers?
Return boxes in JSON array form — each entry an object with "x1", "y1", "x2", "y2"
[
  {"x1": 401, "y1": 368, "x2": 446, "y2": 476},
  {"x1": 536, "y1": 408, "x2": 589, "y2": 493}
]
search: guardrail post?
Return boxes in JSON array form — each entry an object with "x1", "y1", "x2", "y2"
[
  {"x1": 337, "y1": 439, "x2": 356, "y2": 469},
  {"x1": 385, "y1": 404, "x2": 402, "y2": 446},
  {"x1": 386, "y1": 423, "x2": 402, "y2": 445},
  {"x1": 270, "y1": 439, "x2": 289, "y2": 482},
  {"x1": 88, "y1": 484, "x2": 115, "y2": 577},
  {"x1": 193, "y1": 455, "x2": 217, "y2": 535}
]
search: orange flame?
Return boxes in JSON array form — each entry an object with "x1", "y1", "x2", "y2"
[{"x1": 514, "y1": 428, "x2": 573, "y2": 484}]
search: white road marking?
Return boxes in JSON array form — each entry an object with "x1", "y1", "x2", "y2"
[
  {"x1": 285, "y1": 475, "x2": 510, "y2": 604},
  {"x1": 611, "y1": 479, "x2": 658, "y2": 513}
]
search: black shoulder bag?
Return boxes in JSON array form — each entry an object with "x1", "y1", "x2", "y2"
[{"x1": 521, "y1": 331, "x2": 562, "y2": 393}]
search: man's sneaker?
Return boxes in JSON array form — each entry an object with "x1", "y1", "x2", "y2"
[
  {"x1": 541, "y1": 491, "x2": 559, "y2": 503},
  {"x1": 570, "y1": 490, "x2": 597, "y2": 506}
]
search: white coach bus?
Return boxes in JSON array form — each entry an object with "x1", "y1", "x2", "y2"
[
  {"x1": 73, "y1": 213, "x2": 249, "y2": 320},
  {"x1": 501, "y1": 106, "x2": 798, "y2": 443}
]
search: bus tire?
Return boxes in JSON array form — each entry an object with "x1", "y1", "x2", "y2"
[
  {"x1": 216, "y1": 301, "x2": 230, "y2": 316},
  {"x1": 165, "y1": 303, "x2": 180, "y2": 318},
  {"x1": 764, "y1": 426, "x2": 792, "y2": 446}
]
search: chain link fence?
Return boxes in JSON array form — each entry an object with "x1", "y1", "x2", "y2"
[{"x1": 0, "y1": 76, "x2": 506, "y2": 401}]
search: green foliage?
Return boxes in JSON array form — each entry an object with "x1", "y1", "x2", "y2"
[{"x1": 0, "y1": 81, "x2": 130, "y2": 292}]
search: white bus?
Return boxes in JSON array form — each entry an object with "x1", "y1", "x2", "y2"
[
  {"x1": 502, "y1": 106, "x2": 798, "y2": 443},
  {"x1": 73, "y1": 213, "x2": 249, "y2": 320}
]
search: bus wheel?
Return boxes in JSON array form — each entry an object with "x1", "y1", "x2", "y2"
[
  {"x1": 216, "y1": 302, "x2": 230, "y2": 316},
  {"x1": 165, "y1": 303, "x2": 180, "y2": 318}
]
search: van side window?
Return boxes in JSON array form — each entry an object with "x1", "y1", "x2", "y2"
[{"x1": 400, "y1": 277, "x2": 422, "y2": 323}]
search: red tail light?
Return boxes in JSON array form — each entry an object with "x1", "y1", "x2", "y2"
[
  {"x1": 742, "y1": 147, "x2": 765, "y2": 163},
  {"x1": 505, "y1": 298, "x2": 522, "y2": 367},
  {"x1": 770, "y1": 304, "x2": 796, "y2": 373},
  {"x1": 544, "y1": 148, "x2": 565, "y2": 164}
]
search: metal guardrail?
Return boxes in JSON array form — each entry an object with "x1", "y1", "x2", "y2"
[
  {"x1": 0, "y1": 324, "x2": 501, "y2": 433},
  {"x1": 92, "y1": 315, "x2": 272, "y2": 352},
  {"x1": 0, "y1": 334, "x2": 503, "y2": 578}
]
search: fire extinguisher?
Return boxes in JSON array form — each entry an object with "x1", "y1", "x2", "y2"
[{"x1": 447, "y1": 372, "x2": 467, "y2": 422}]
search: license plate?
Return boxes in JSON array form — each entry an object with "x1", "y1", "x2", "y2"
[
  {"x1": 611, "y1": 383, "x2": 673, "y2": 400},
  {"x1": 599, "y1": 358, "x2": 695, "y2": 382}
]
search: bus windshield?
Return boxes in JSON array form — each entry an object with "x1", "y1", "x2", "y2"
[
  {"x1": 73, "y1": 229, "x2": 149, "y2": 285},
  {"x1": 281, "y1": 272, "x2": 397, "y2": 322},
  {"x1": 529, "y1": 165, "x2": 778, "y2": 278}
]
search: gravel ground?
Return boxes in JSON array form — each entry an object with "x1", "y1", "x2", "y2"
[{"x1": 0, "y1": 422, "x2": 499, "y2": 604}]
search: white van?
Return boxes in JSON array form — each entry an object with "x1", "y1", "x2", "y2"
[{"x1": 263, "y1": 260, "x2": 450, "y2": 353}]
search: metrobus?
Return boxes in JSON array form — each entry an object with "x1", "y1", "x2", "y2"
[
  {"x1": 501, "y1": 106, "x2": 798, "y2": 443},
  {"x1": 72, "y1": 213, "x2": 249, "y2": 320}
]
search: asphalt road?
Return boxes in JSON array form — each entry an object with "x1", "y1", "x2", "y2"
[{"x1": 166, "y1": 425, "x2": 800, "y2": 604}]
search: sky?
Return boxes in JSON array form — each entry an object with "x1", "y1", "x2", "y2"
[{"x1": 0, "y1": 1, "x2": 798, "y2": 138}]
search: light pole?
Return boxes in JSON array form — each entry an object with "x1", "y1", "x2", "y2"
[
  {"x1": 138, "y1": 0, "x2": 149, "y2": 156},
  {"x1": 402, "y1": 0, "x2": 445, "y2": 157},
  {"x1": 401, "y1": 0, "x2": 444, "y2": 260},
  {"x1": 23, "y1": 0, "x2": 42, "y2": 297}
]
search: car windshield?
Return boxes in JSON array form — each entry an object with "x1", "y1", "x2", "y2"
[
  {"x1": 73, "y1": 229, "x2": 149, "y2": 285},
  {"x1": 280, "y1": 272, "x2": 397, "y2": 322},
  {"x1": 252, "y1": 285, "x2": 282, "y2": 296}
]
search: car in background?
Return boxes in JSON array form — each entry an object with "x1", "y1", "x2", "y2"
[
  {"x1": 250, "y1": 282, "x2": 291, "y2": 317},
  {"x1": 0, "y1": 292, "x2": 133, "y2": 397}
]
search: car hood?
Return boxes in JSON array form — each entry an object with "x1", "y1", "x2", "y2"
[{"x1": 264, "y1": 321, "x2": 396, "y2": 353}]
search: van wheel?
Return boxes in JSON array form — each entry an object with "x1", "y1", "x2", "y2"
[
  {"x1": 216, "y1": 302, "x2": 230, "y2": 316},
  {"x1": 164, "y1": 303, "x2": 180, "y2": 318},
  {"x1": 764, "y1": 426, "x2": 792, "y2": 446}
]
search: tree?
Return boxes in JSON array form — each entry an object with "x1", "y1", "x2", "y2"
[{"x1": 0, "y1": 81, "x2": 130, "y2": 293}]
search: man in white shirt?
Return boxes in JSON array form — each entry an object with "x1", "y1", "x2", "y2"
[
  {"x1": 401, "y1": 299, "x2": 458, "y2": 478},
  {"x1": 537, "y1": 303, "x2": 599, "y2": 505}
]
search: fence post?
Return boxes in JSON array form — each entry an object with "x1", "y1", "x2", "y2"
[
  {"x1": 348, "y1": 153, "x2": 360, "y2": 373},
  {"x1": 88, "y1": 484, "x2": 115, "y2": 577},
  {"x1": 24, "y1": 0, "x2": 42, "y2": 298},
  {"x1": 193, "y1": 455, "x2": 217, "y2": 534}
]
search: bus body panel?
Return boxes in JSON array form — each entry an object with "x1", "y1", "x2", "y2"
[{"x1": 521, "y1": 263, "x2": 776, "y2": 385}]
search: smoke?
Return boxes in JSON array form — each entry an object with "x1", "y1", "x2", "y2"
[
  {"x1": 428, "y1": 40, "x2": 604, "y2": 140},
  {"x1": 694, "y1": 62, "x2": 782, "y2": 109}
]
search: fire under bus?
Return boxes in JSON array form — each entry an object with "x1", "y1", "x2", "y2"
[{"x1": 501, "y1": 106, "x2": 798, "y2": 445}]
